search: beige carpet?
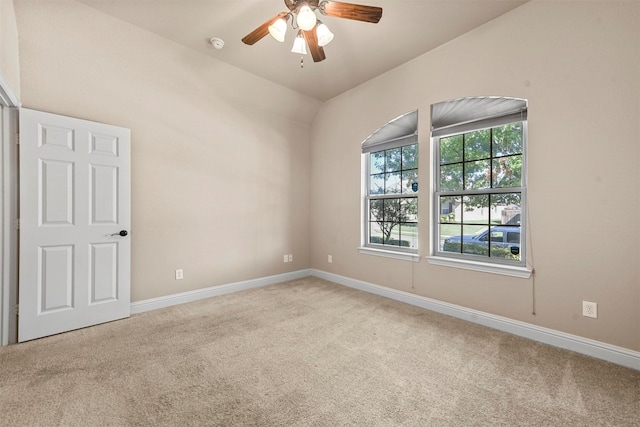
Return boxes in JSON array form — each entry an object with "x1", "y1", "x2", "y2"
[{"x1": 0, "y1": 277, "x2": 638, "y2": 426}]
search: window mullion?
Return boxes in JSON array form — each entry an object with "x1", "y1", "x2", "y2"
[
  {"x1": 462, "y1": 133, "x2": 466, "y2": 191},
  {"x1": 370, "y1": 194, "x2": 417, "y2": 200},
  {"x1": 437, "y1": 187, "x2": 523, "y2": 197}
]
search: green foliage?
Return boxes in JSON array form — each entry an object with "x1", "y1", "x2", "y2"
[
  {"x1": 492, "y1": 123, "x2": 523, "y2": 156},
  {"x1": 440, "y1": 134, "x2": 463, "y2": 164},
  {"x1": 438, "y1": 122, "x2": 523, "y2": 210},
  {"x1": 442, "y1": 241, "x2": 520, "y2": 259},
  {"x1": 464, "y1": 129, "x2": 490, "y2": 161}
]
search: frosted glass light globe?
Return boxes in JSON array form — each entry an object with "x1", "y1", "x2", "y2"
[
  {"x1": 268, "y1": 18, "x2": 287, "y2": 42},
  {"x1": 316, "y1": 22, "x2": 334, "y2": 46},
  {"x1": 296, "y1": 5, "x2": 317, "y2": 31}
]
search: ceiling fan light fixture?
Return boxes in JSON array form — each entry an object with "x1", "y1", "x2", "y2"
[
  {"x1": 241, "y1": 1, "x2": 383, "y2": 63},
  {"x1": 316, "y1": 21, "x2": 334, "y2": 47},
  {"x1": 268, "y1": 17, "x2": 287, "y2": 42},
  {"x1": 291, "y1": 31, "x2": 308, "y2": 55},
  {"x1": 296, "y1": 5, "x2": 317, "y2": 31}
]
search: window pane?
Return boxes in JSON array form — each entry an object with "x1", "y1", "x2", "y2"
[
  {"x1": 385, "y1": 148, "x2": 402, "y2": 173},
  {"x1": 440, "y1": 163, "x2": 463, "y2": 191},
  {"x1": 462, "y1": 195, "x2": 489, "y2": 224},
  {"x1": 370, "y1": 199, "x2": 383, "y2": 221},
  {"x1": 464, "y1": 129, "x2": 490, "y2": 161},
  {"x1": 370, "y1": 221, "x2": 384, "y2": 245},
  {"x1": 493, "y1": 123, "x2": 522, "y2": 157},
  {"x1": 383, "y1": 198, "x2": 400, "y2": 222},
  {"x1": 399, "y1": 223, "x2": 418, "y2": 248},
  {"x1": 400, "y1": 198, "x2": 418, "y2": 222},
  {"x1": 370, "y1": 173, "x2": 384, "y2": 195},
  {"x1": 490, "y1": 193, "x2": 521, "y2": 225},
  {"x1": 402, "y1": 169, "x2": 418, "y2": 194},
  {"x1": 439, "y1": 196, "x2": 461, "y2": 223},
  {"x1": 441, "y1": 224, "x2": 462, "y2": 253},
  {"x1": 440, "y1": 135, "x2": 463, "y2": 164},
  {"x1": 489, "y1": 225, "x2": 521, "y2": 261},
  {"x1": 370, "y1": 151, "x2": 384, "y2": 174},
  {"x1": 402, "y1": 144, "x2": 418, "y2": 169},
  {"x1": 385, "y1": 172, "x2": 402, "y2": 194},
  {"x1": 464, "y1": 159, "x2": 490, "y2": 190},
  {"x1": 386, "y1": 226, "x2": 400, "y2": 246},
  {"x1": 493, "y1": 155, "x2": 522, "y2": 188},
  {"x1": 462, "y1": 225, "x2": 488, "y2": 256}
]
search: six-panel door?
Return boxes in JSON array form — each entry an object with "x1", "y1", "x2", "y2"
[{"x1": 19, "y1": 108, "x2": 131, "y2": 342}]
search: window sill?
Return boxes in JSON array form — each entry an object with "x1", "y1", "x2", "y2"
[
  {"x1": 358, "y1": 247, "x2": 420, "y2": 262},
  {"x1": 426, "y1": 256, "x2": 532, "y2": 279}
]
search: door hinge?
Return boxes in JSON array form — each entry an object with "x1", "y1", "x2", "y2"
[
  {"x1": 15, "y1": 133, "x2": 19, "y2": 145},
  {"x1": 12, "y1": 219, "x2": 19, "y2": 229},
  {"x1": 13, "y1": 304, "x2": 19, "y2": 316}
]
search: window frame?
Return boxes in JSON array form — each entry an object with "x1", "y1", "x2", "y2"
[
  {"x1": 427, "y1": 99, "x2": 531, "y2": 278},
  {"x1": 361, "y1": 142, "x2": 419, "y2": 259}
]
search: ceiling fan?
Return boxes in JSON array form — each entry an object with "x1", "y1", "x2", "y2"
[{"x1": 241, "y1": 0, "x2": 383, "y2": 63}]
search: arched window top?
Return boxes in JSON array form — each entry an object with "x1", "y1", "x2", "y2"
[
  {"x1": 361, "y1": 110, "x2": 417, "y2": 154},
  {"x1": 431, "y1": 96, "x2": 527, "y2": 137}
]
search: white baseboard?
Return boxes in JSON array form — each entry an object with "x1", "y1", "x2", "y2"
[
  {"x1": 129, "y1": 268, "x2": 639, "y2": 371},
  {"x1": 130, "y1": 269, "x2": 312, "y2": 314},
  {"x1": 311, "y1": 269, "x2": 640, "y2": 371}
]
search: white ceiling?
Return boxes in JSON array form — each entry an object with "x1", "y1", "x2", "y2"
[{"x1": 78, "y1": 0, "x2": 527, "y2": 102}]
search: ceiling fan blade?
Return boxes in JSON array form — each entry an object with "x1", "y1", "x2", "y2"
[
  {"x1": 241, "y1": 11, "x2": 289, "y2": 45},
  {"x1": 302, "y1": 28, "x2": 326, "y2": 62},
  {"x1": 321, "y1": 1, "x2": 382, "y2": 23}
]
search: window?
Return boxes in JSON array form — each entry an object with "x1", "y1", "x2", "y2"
[
  {"x1": 429, "y1": 97, "x2": 530, "y2": 276},
  {"x1": 360, "y1": 111, "x2": 419, "y2": 260}
]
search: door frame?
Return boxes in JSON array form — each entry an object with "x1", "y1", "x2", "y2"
[{"x1": 0, "y1": 72, "x2": 20, "y2": 346}]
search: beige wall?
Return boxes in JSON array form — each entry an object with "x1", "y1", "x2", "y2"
[
  {"x1": 1, "y1": 0, "x2": 20, "y2": 96},
  {"x1": 12, "y1": 0, "x2": 640, "y2": 353},
  {"x1": 310, "y1": 1, "x2": 640, "y2": 351},
  {"x1": 14, "y1": 0, "x2": 321, "y2": 301}
]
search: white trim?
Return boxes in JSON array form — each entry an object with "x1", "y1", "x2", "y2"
[
  {"x1": 426, "y1": 255, "x2": 532, "y2": 279},
  {"x1": 130, "y1": 269, "x2": 312, "y2": 314},
  {"x1": 310, "y1": 269, "x2": 640, "y2": 371},
  {"x1": 0, "y1": 73, "x2": 20, "y2": 108},
  {"x1": 0, "y1": 105, "x2": 5, "y2": 346},
  {"x1": 0, "y1": 72, "x2": 19, "y2": 346},
  {"x1": 358, "y1": 246, "x2": 420, "y2": 262}
]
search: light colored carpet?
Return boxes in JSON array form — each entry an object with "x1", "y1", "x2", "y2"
[{"x1": 0, "y1": 277, "x2": 638, "y2": 426}]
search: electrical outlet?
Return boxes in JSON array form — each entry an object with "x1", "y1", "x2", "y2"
[
  {"x1": 583, "y1": 301, "x2": 597, "y2": 318},
  {"x1": 175, "y1": 269, "x2": 184, "y2": 280},
  {"x1": 283, "y1": 254, "x2": 289, "y2": 263},
  {"x1": 328, "y1": 255, "x2": 332, "y2": 263},
  {"x1": 288, "y1": 254, "x2": 293, "y2": 262}
]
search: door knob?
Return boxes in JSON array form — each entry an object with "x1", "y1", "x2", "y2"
[{"x1": 111, "y1": 230, "x2": 128, "y2": 237}]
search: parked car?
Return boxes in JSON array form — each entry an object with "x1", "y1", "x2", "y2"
[{"x1": 443, "y1": 226, "x2": 520, "y2": 257}]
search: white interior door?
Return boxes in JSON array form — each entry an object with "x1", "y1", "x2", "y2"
[{"x1": 18, "y1": 108, "x2": 130, "y2": 342}]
